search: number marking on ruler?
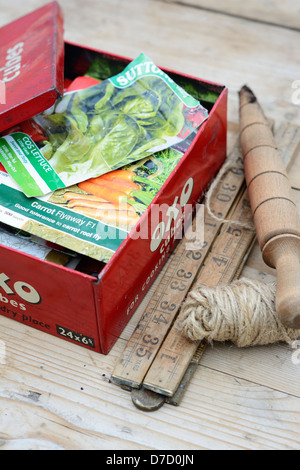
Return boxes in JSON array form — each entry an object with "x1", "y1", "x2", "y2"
[{"x1": 142, "y1": 189, "x2": 255, "y2": 396}]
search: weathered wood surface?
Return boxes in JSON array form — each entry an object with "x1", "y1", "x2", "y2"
[{"x1": 0, "y1": 0, "x2": 299, "y2": 450}]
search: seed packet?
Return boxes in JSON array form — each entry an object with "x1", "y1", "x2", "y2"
[
  {"x1": 0, "y1": 53, "x2": 208, "y2": 198},
  {"x1": 0, "y1": 139, "x2": 190, "y2": 263}
]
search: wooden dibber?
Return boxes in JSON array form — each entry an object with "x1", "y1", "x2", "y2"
[{"x1": 239, "y1": 85, "x2": 300, "y2": 329}]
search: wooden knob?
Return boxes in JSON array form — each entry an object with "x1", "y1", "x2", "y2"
[{"x1": 262, "y1": 235, "x2": 300, "y2": 329}]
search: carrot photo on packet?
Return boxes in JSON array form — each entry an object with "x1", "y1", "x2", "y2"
[{"x1": 66, "y1": 170, "x2": 141, "y2": 229}]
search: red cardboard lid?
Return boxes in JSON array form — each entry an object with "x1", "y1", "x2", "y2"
[{"x1": 0, "y1": 2, "x2": 64, "y2": 133}]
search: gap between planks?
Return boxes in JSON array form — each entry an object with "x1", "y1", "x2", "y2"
[{"x1": 153, "y1": 0, "x2": 300, "y2": 32}]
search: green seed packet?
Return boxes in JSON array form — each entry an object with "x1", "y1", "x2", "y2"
[{"x1": 0, "y1": 53, "x2": 208, "y2": 198}]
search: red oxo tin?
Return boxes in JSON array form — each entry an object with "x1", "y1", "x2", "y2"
[{"x1": 0, "y1": 2, "x2": 228, "y2": 354}]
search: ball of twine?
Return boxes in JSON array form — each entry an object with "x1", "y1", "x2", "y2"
[{"x1": 178, "y1": 278, "x2": 300, "y2": 347}]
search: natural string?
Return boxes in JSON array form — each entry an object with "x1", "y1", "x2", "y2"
[
  {"x1": 178, "y1": 279, "x2": 300, "y2": 347},
  {"x1": 178, "y1": 154, "x2": 300, "y2": 347}
]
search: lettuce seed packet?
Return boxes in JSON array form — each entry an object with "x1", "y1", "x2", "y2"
[{"x1": 0, "y1": 53, "x2": 208, "y2": 198}]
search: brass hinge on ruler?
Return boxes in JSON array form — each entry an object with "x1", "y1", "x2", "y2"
[{"x1": 111, "y1": 123, "x2": 300, "y2": 412}]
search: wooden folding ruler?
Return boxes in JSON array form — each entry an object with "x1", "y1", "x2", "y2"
[{"x1": 112, "y1": 122, "x2": 300, "y2": 411}]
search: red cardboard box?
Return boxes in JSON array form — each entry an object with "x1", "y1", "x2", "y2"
[{"x1": 0, "y1": 2, "x2": 227, "y2": 354}]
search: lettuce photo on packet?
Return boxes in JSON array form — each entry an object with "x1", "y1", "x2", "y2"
[{"x1": 0, "y1": 53, "x2": 208, "y2": 197}]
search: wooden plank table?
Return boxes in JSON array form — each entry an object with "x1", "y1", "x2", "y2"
[{"x1": 0, "y1": 0, "x2": 300, "y2": 450}]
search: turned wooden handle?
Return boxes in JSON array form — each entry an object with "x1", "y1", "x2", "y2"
[{"x1": 239, "y1": 85, "x2": 300, "y2": 329}]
